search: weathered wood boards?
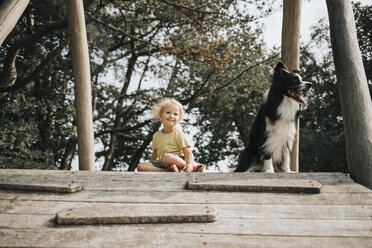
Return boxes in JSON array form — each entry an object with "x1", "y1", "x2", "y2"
[
  {"x1": 1, "y1": 228, "x2": 371, "y2": 248},
  {"x1": 55, "y1": 205, "x2": 219, "y2": 225},
  {"x1": 0, "y1": 182, "x2": 81, "y2": 193},
  {"x1": 0, "y1": 169, "x2": 371, "y2": 247},
  {"x1": 187, "y1": 179, "x2": 322, "y2": 194},
  {"x1": 2, "y1": 201, "x2": 371, "y2": 220}
]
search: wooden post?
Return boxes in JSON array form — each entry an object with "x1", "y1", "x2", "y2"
[
  {"x1": 326, "y1": 0, "x2": 372, "y2": 189},
  {"x1": 66, "y1": 0, "x2": 95, "y2": 171},
  {"x1": 0, "y1": 0, "x2": 30, "y2": 46},
  {"x1": 281, "y1": 0, "x2": 302, "y2": 172}
]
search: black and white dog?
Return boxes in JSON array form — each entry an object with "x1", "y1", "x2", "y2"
[{"x1": 235, "y1": 61, "x2": 312, "y2": 173}]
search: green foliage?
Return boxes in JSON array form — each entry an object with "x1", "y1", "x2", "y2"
[
  {"x1": 298, "y1": 43, "x2": 347, "y2": 172},
  {"x1": 353, "y1": 1, "x2": 372, "y2": 84},
  {"x1": 298, "y1": 2, "x2": 372, "y2": 172},
  {"x1": 192, "y1": 54, "x2": 277, "y2": 167},
  {"x1": 1, "y1": 0, "x2": 370, "y2": 172}
]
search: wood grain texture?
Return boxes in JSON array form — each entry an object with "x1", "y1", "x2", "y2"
[
  {"x1": 326, "y1": 0, "x2": 372, "y2": 189},
  {"x1": 187, "y1": 179, "x2": 322, "y2": 193},
  {"x1": 0, "y1": 182, "x2": 81, "y2": 193},
  {"x1": 55, "y1": 205, "x2": 219, "y2": 225},
  {"x1": 0, "y1": 169, "x2": 371, "y2": 247}
]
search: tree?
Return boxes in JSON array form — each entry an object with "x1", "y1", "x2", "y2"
[
  {"x1": 353, "y1": 2, "x2": 372, "y2": 86},
  {"x1": 0, "y1": 1, "x2": 74, "y2": 169},
  {"x1": 299, "y1": 1, "x2": 371, "y2": 173},
  {"x1": 0, "y1": 0, "x2": 277, "y2": 170},
  {"x1": 192, "y1": 1, "x2": 371, "y2": 172}
]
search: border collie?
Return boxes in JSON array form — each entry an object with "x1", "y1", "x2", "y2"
[{"x1": 235, "y1": 61, "x2": 312, "y2": 173}]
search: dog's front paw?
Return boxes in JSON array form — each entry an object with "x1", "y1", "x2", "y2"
[{"x1": 264, "y1": 169, "x2": 275, "y2": 173}]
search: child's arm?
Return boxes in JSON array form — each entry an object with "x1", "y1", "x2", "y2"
[
  {"x1": 182, "y1": 147, "x2": 195, "y2": 172},
  {"x1": 149, "y1": 149, "x2": 158, "y2": 162}
]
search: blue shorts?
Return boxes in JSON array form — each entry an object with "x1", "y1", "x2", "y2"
[{"x1": 151, "y1": 156, "x2": 185, "y2": 169}]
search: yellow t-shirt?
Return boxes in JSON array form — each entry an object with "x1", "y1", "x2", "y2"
[{"x1": 152, "y1": 128, "x2": 190, "y2": 159}]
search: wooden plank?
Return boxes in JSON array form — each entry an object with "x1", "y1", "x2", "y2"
[
  {"x1": 1, "y1": 228, "x2": 370, "y2": 248},
  {"x1": 2, "y1": 170, "x2": 367, "y2": 193},
  {"x1": 187, "y1": 179, "x2": 322, "y2": 194},
  {"x1": 55, "y1": 205, "x2": 219, "y2": 225},
  {"x1": 0, "y1": 213, "x2": 55, "y2": 228},
  {"x1": 1, "y1": 190, "x2": 370, "y2": 205},
  {"x1": 1, "y1": 200, "x2": 371, "y2": 220},
  {"x1": 0, "y1": 182, "x2": 81, "y2": 193},
  {"x1": 1, "y1": 214, "x2": 371, "y2": 238},
  {"x1": 0, "y1": 176, "x2": 187, "y2": 192},
  {"x1": 321, "y1": 184, "x2": 371, "y2": 193},
  {"x1": 0, "y1": 170, "x2": 355, "y2": 186},
  {"x1": 0, "y1": 170, "x2": 370, "y2": 247},
  {"x1": 0, "y1": 175, "x2": 368, "y2": 193}
]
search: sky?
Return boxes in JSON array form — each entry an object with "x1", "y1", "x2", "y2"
[
  {"x1": 261, "y1": 1, "x2": 327, "y2": 48},
  {"x1": 261, "y1": 0, "x2": 371, "y2": 48}
]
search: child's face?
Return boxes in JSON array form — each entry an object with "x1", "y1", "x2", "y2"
[{"x1": 160, "y1": 103, "x2": 181, "y2": 129}]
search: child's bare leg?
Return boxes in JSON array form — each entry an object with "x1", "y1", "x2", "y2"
[
  {"x1": 137, "y1": 162, "x2": 166, "y2": 172},
  {"x1": 161, "y1": 153, "x2": 187, "y2": 169}
]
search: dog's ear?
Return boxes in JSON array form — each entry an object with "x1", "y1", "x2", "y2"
[
  {"x1": 275, "y1": 61, "x2": 288, "y2": 71},
  {"x1": 274, "y1": 61, "x2": 289, "y2": 78}
]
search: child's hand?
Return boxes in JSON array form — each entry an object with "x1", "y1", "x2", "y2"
[{"x1": 182, "y1": 164, "x2": 193, "y2": 172}]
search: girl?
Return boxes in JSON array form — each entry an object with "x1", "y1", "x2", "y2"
[{"x1": 137, "y1": 98, "x2": 204, "y2": 172}]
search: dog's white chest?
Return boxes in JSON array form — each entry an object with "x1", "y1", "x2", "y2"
[
  {"x1": 265, "y1": 118, "x2": 296, "y2": 155},
  {"x1": 278, "y1": 96, "x2": 300, "y2": 121},
  {"x1": 264, "y1": 97, "x2": 299, "y2": 162}
]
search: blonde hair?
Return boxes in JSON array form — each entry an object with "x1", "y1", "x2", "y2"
[{"x1": 151, "y1": 98, "x2": 184, "y2": 121}]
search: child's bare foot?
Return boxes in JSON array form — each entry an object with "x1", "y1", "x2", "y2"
[
  {"x1": 171, "y1": 164, "x2": 179, "y2": 172},
  {"x1": 165, "y1": 164, "x2": 179, "y2": 172},
  {"x1": 192, "y1": 164, "x2": 204, "y2": 172}
]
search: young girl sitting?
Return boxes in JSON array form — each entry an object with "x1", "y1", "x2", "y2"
[{"x1": 137, "y1": 98, "x2": 204, "y2": 172}]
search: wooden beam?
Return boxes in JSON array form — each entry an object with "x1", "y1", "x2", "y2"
[
  {"x1": 326, "y1": 0, "x2": 372, "y2": 189},
  {"x1": 55, "y1": 205, "x2": 219, "y2": 225},
  {"x1": 0, "y1": 182, "x2": 81, "y2": 193},
  {"x1": 66, "y1": 0, "x2": 95, "y2": 171},
  {"x1": 281, "y1": 0, "x2": 302, "y2": 172},
  {"x1": 0, "y1": 0, "x2": 30, "y2": 46},
  {"x1": 187, "y1": 179, "x2": 322, "y2": 194}
]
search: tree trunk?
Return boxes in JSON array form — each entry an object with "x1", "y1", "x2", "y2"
[
  {"x1": 66, "y1": 0, "x2": 95, "y2": 171},
  {"x1": 127, "y1": 59, "x2": 180, "y2": 171},
  {"x1": 326, "y1": 0, "x2": 372, "y2": 189},
  {"x1": 127, "y1": 123, "x2": 161, "y2": 171},
  {"x1": 38, "y1": 111, "x2": 55, "y2": 166},
  {"x1": 233, "y1": 108, "x2": 251, "y2": 147},
  {"x1": 60, "y1": 136, "x2": 77, "y2": 170},
  {"x1": 0, "y1": 0, "x2": 30, "y2": 46},
  {"x1": 281, "y1": 0, "x2": 302, "y2": 172},
  {"x1": 102, "y1": 53, "x2": 138, "y2": 171},
  {"x1": 102, "y1": 134, "x2": 117, "y2": 171}
]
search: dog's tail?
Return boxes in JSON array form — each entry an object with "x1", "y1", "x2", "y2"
[{"x1": 235, "y1": 146, "x2": 252, "y2": 172}]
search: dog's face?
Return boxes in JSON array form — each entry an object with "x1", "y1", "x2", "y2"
[{"x1": 273, "y1": 62, "x2": 312, "y2": 104}]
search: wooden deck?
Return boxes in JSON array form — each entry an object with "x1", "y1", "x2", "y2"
[{"x1": 0, "y1": 169, "x2": 371, "y2": 247}]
